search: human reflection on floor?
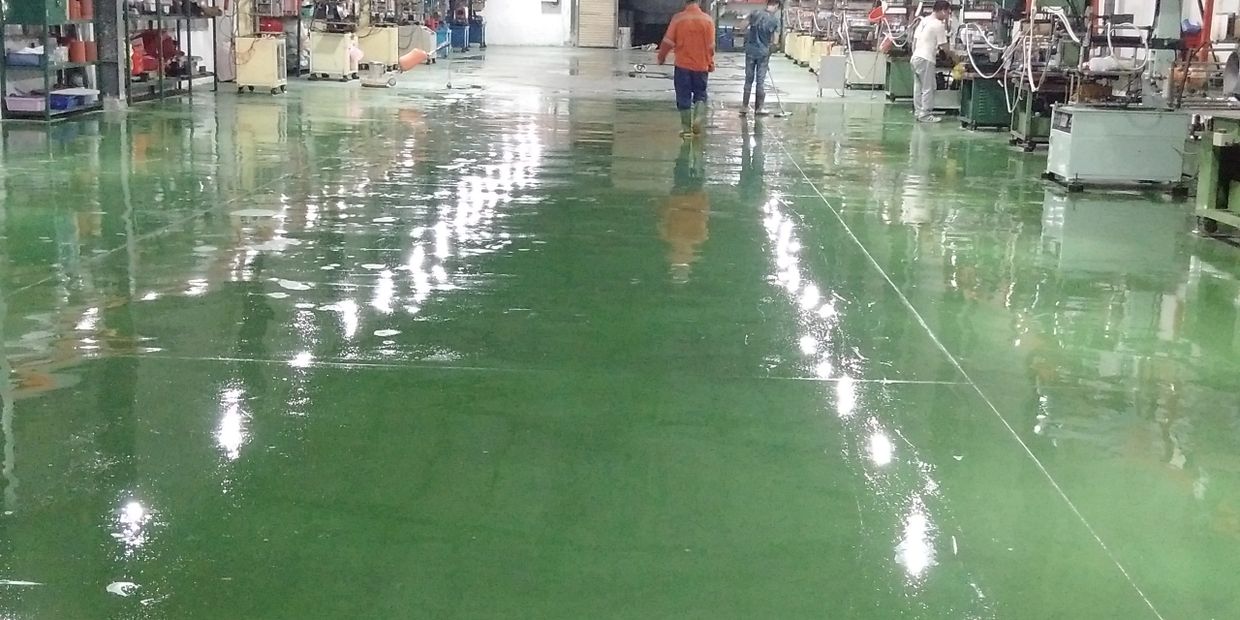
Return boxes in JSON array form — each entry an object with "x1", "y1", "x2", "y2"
[{"x1": 659, "y1": 141, "x2": 710, "y2": 284}]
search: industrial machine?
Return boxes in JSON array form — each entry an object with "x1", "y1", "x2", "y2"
[
  {"x1": 1041, "y1": 0, "x2": 1196, "y2": 190},
  {"x1": 969, "y1": 0, "x2": 1087, "y2": 149},
  {"x1": 309, "y1": 0, "x2": 360, "y2": 81},
  {"x1": 234, "y1": 34, "x2": 288, "y2": 94},
  {"x1": 357, "y1": 26, "x2": 400, "y2": 70},
  {"x1": 1196, "y1": 114, "x2": 1240, "y2": 233},
  {"x1": 847, "y1": 50, "x2": 887, "y2": 89},
  {"x1": 959, "y1": 75, "x2": 1009, "y2": 128},
  {"x1": 835, "y1": 0, "x2": 886, "y2": 89},
  {"x1": 1046, "y1": 105, "x2": 1190, "y2": 190},
  {"x1": 955, "y1": 3, "x2": 1009, "y2": 128},
  {"x1": 356, "y1": 0, "x2": 418, "y2": 71},
  {"x1": 876, "y1": 0, "x2": 914, "y2": 99},
  {"x1": 309, "y1": 31, "x2": 359, "y2": 80}
]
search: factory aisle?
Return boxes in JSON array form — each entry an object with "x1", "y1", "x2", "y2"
[{"x1": 0, "y1": 57, "x2": 1238, "y2": 619}]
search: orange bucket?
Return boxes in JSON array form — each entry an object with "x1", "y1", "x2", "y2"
[
  {"x1": 80, "y1": 0, "x2": 93, "y2": 19},
  {"x1": 84, "y1": 41, "x2": 97, "y2": 62},
  {"x1": 69, "y1": 40, "x2": 87, "y2": 63},
  {"x1": 69, "y1": 0, "x2": 82, "y2": 19}
]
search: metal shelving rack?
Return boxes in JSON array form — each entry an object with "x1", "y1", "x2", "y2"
[
  {"x1": 0, "y1": 1, "x2": 102, "y2": 121},
  {"x1": 123, "y1": 1, "x2": 219, "y2": 104}
]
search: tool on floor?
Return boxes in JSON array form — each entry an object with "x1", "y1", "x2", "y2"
[
  {"x1": 628, "y1": 62, "x2": 672, "y2": 79},
  {"x1": 766, "y1": 70, "x2": 792, "y2": 118}
]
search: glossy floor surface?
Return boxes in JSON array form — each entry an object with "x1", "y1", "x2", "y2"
[{"x1": 1, "y1": 50, "x2": 1239, "y2": 618}]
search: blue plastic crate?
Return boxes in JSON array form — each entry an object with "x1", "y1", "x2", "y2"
[
  {"x1": 49, "y1": 94, "x2": 82, "y2": 110},
  {"x1": 450, "y1": 24, "x2": 469, "y2": 50},
  {"x1": 435, "y1": 25, "x2": 449, "y2": 58},
  {"x1": 6, "y1": 51, "x2": 42, "y2": 67}
]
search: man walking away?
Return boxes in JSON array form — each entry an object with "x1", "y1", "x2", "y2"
[
  {"x1": 658, "y1": 0, "x2": 716, "y2": 138},
  {"x1": 910, "y1": 0, "x2": 956, "y2": 123},
  {"x1": 741, "y1": 0, "x2": 781, "y2": 116}
]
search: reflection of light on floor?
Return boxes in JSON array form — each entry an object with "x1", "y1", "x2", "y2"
[
  {"x1": 868, "y1": 431, "x2": 894, "y2": 466},
  {"x1": 760, "y1": 191, "x2": 952, "y2": 592},
  {"x1": 798, "y1": 334, "x2": 818, "y2": 355},
  {"x1": 113, "y1": 499, "x2": 151, "y2": 556},
  {"x1": 289, "y1": 351, "x2": 314, "y2": 368},
  {"x1": 216, "y1": 387, "x2": 249, "y2": 461},
  {"x1": 896, "y1": 506, "x2": 935, "y2": 579},
  {"x1": 835, "y1": 375, "x2": 856, "y2": 418},
  {"x1": 74, "y1": 307, "x2": 99, "y2": 331},
  {"x1": 372, "y1": 270, "x2": 395, "y2": 314}
]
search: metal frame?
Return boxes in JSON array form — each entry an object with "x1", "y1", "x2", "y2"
[
  {"x1": 0, "y1": 6, "x2": 102, "y2": 121},
  {"x1": 124, "y1": 5, "x2": 220, "y2": 105}
]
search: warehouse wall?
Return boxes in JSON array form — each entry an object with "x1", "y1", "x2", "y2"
[{"x1": 484, "y1": 0, "x2": 573, "y2": 46}]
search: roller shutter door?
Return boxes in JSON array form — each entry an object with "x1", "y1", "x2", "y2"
[{"x1": 578, "y1": 0, "x2": 617, "y2": 47}]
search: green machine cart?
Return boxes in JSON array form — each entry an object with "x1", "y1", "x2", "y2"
[
  {"x1": 885, "y1": 55, "x2": 913, "y2": 101},
  {"x1": 1196, "y1": 114, "x2": 1240, "y2": 234},
  {"x1": 1008, "y1": 75, "x2": 1069, "y2": 151},
  {"x1": 959, "y1": 76, "x2": 1009, "y2": 129}
]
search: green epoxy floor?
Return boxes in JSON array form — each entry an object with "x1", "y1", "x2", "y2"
[{"x1": 1, "y1": 51, "x2": 1239, "y2": 618}]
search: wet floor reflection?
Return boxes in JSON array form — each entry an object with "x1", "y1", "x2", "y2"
[
  {"x1": 0, "y1": 74, "x2": 1239, "y2": 616},
  {"x1": 660, "y1": 142, "x2": 710, "y2": 284}
]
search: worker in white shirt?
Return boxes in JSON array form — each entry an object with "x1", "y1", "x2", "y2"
[{"x1": 910, "y1": 0, "x2": 958, "y2": 123}]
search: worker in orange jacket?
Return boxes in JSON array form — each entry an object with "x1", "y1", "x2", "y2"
[{"x1": 657, "y1": 0, "x2": 715, "y2": 138}]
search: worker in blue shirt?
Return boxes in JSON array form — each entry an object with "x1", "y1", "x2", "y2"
[{"x1": 740, "y1": 0, "x2": 781, "y2": 116}]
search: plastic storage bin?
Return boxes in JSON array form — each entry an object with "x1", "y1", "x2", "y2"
[
  {"x1": 450, "y1": 23, "x2": 469, "y2": 51},
  {"x1": 468, "y1": 16, "x2": 485, "y2": 47},
  {"x1": 5, "y1": 96, "x2": 45, "y2": 112},
  {"x1": 6, "y1": 51, "x2": 42, "y2": 66},
  {"x1": 49, "y1": 93, "x2": 81, "y2": 110},
  {"x1": 435, "y1": 25, "x2": 449, "y2": 58}
]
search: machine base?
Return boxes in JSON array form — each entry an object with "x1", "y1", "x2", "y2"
[
  {"x1": 1042, "y1": 170, "x2": 1190, "y2": 195},
  {"x1": 1046, "y1": 105, "x2": 1191, "y2": 190},
  {"x1": 1197, "y1": 210, "x2": 1240, "y2": 235}
]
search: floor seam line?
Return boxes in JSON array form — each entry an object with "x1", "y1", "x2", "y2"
[
  {"x1": 775, "y1": 141, "x2": 1166, "y2": 620},
  {"x1": 104, "y1": 354, "x2": 967, "y2": 384}
]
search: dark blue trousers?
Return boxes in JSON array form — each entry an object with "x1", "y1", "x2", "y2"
[{"x1": 673, "y1": 67, "x2": 709, "y2": 111}]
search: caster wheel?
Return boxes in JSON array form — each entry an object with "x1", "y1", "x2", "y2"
[
  {"x1": 339, "y1": 76, "x2": 349, "y2": 82},
  {"x1": 1171, "y1": 184, "x2": 1189, "y2": 198},
  {"x1": 247, "y1": 86, "x2": 255, "y2": 92},
  {"x1": 271, "y1": 87, "x2": 279, "y2": 95},
  {"x1": 1200, "y1": 217, "x2": 1219, "y2": 234},
  {"x1": 1023, "y1": 143, "x2": 1035, "y2": 153},
  {"x1": 387, "y1": 78, "x2": 397, "y2": 87},
  {"x1": 1067, "y1": 183, "x2": 1084, "y2": 193},
  {"x1": 279, "y1": 85, "x2": 286, "y2": 93},
  {"x1": 238, "y1": 86, "x2": 245, "y2": 93}
]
